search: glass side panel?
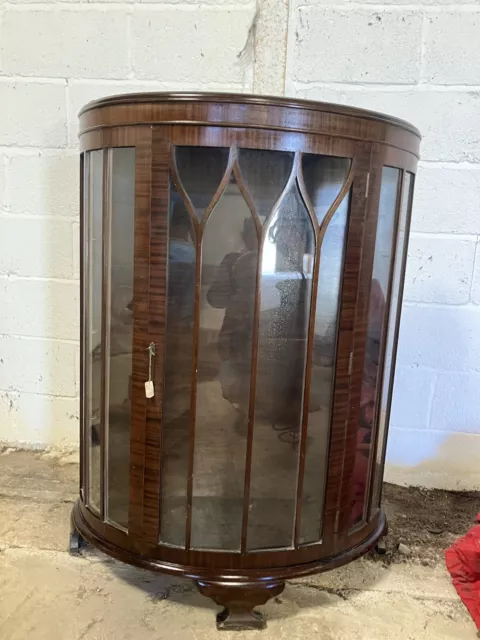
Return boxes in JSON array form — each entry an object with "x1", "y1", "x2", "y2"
[
  {"x1": 237, "y1": 149, "x2": 294, "y2": 220},
  {"x1": 247, "y1": 180, "x2": 314, "y2": 550},
  {"x1": 300, "y1": 191, "x2": 351, "y2": 544},
  {"x1": 191, "y1": 175, "x2": 257, "y2": 551},
  {"x1": 349, "y1": 166, "x2": 400, "y2": 528},
  {"x1": 302, "y1": 154, "x2": 351, "y2": 227},
  {"x1": 159, "y1": 182, "x2": 196, "y2": 546},
  {"x1": 371, "y1": 173, "x2": 413, "y2": 511},
  {"x1": 86, "y1": 149, "x2": 103, "y2": 514},
  {"x1": 80, "y1": 152, "x2": 85, "y2": 502},
  {"x1": 105, "y1": 148, "x2": 135, "y2": 530},
  {"x1": 175, "y1": 146, "x2": 229, "y2": 220}
]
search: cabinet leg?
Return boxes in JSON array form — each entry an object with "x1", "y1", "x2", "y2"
[
  {"x1": 196, "y1": 580, "x2": 285, "y2": 631},
  {"x1": 375, "y1": 516, "x2": 389, "y2": 555},
  {"x1": 375, "y1": 536, "x2": 387, "y2": 555},
  {"x1": 69, "y1": 521, "x2": 86, "y2": 555}
]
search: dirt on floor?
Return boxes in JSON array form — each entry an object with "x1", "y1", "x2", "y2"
[
  {"x1": 371, "y1": 483, "x2": 480, "y2": 566},
  {"x1": 0, "y1": 449, "x2": 479, "y2": 639}
]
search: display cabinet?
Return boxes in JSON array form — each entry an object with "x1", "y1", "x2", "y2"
[{"x1": 71, "y1": 92, "x2": 420, "y2": 630}]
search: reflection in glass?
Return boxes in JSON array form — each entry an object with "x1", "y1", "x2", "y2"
[
  {"x1": 106, "y1": 148, "x2": 135, "y2": 530},
  {"x1": 349, "y1": 167, "x2": 400, "y2": 528},
  {"x1": 247, "y1": 182, "x2": 314, "y2": 550},
  {"x1": 191, "y1": 175, "x2": 257, "y2": 551},
  {"x1": 160, "y1": 182, "x2": 196, "y2": 546},
  {"x1": 300, "y1": 191, "x2": 351, "y2": 544},
  {"x1": 86, "y1": 149, "x2": 103, "y2": 514},
  {"x1": 176, "y1": 147, "x2": 229, "y2": 220},
  {"x1": 238, "y1": 149, "x2": 294, "y2": 220},
  {"x1": 372, "y1": 173, "x2": 413, "y2": 511},
  {"x1": 302, "y1": 154, "x2": 351, "y2": 227}
]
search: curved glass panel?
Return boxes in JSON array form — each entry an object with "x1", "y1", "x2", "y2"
[
  {"x1": 247, "y1": 181, "x2": 314, "y2": 550},
  {"x1": 299, "y1": 190, "x2": 351, "y2": 544},
  {"x1": 238, "y1": 149, "x2": 294, "y2": 221},
  {"x1": 105, "y1": 148, "x2": 135, "y2": 530},
  {"x1": 349, "y1": 166, "x2": 400, "y2": 528},
  {"x1": 159, "y1": 182, "x2": 196, "y2": 546},
  {"x1": 371, "y1": 172, "x2": 413, "y2": 511},
  {"x1": 191, "y1": 175, "x2": 258, "y2": 551},
  {"x1": 175, "y1": 146, "x2": 229, "y2": 220},
  {"x1": 85, "y1": 149, "x2": 103, "y2": 515},
  {"x1": 160, "y1": 147, "x2": 357, "y2": 550},
  {"x1": 302, "y1": 155, "x2": 351, "y2": 227}
]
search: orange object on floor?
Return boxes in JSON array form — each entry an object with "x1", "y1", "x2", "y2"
[{"x1": 445, "y1": 513, "x2": 480, "y2": 636}]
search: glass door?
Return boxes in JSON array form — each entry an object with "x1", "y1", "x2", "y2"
[{"x1": 157, "y1": 143, "x2": 354, "y2": 552}]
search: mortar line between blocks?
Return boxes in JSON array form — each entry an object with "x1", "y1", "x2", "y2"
[
  {"x1": 403, "y1": 300, "x2": 480, "y2": 310},
  {"x1": 419, "y1": 161, "x2": 480, "y2": 169},
  {"x1": 388, "y1": 426, "x2": 480, "y2": 437},
  {"x1": 0, "y1": 274, "x2": 79, "y2": 284},
  {"x1": 294, "y1": 3, "x2": 480, "y2": 11},
  {"x1": 3, "y1": 2, "x2": 255, "y2": 11},
  {"x1": 0, "y1": 333, "x2": 79, "y2": 345},
  {"x1": 293, "y1": 81, "x2": 480, "y2": 91},
  {"x1": 410, "y1": 231, "x2": 478, "y2": 241},
  {"x1": 0, "y1": 390, "x2": 80, "y2": 401}
]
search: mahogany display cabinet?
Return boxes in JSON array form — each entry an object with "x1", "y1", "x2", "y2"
[{"x1": 71, "y1": 92, "x2": 420, "y2": 630}]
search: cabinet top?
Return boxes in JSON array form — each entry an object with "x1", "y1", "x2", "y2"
[
  {"x1": 79, "y1": 91, "x2": 421, "y2": 158},
  {"x1": 80, "y1": 91, "x2": 420, "y2": 138}
]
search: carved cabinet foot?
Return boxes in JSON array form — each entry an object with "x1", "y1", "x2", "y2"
[
  {"x1": 375, "y1": 518, "x2": 389, "y2": 555},
  {"x1": 375, "y1": 536, "x2": 387, "y2": 555},
  {"x1": 196, "y1": 580, "x2": 285, "y2": 630},
  {"x1": 69, "y1": 522, "x2": 86, "y2": 555}
]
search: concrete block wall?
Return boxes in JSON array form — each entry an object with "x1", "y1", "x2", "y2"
[
  {"x1": 0, "y1": 0, "x2": 478, "y2": 488},
  {"x1": 0, "y1": 0, "x2": 263, "y2": 447},
  {"x1": 287, "y1": 0, "x2": 480, "y2": 489}
]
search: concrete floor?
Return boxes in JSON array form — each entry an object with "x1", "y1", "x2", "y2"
[{"x1": 0, "y1": 449, "x2": 476, "y2": 640}]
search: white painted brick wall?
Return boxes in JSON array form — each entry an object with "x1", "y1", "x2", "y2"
[
  {"x1": 0, "y1": 1, "x2": 258, "y2": 448},
  {"x1": 132, "y1": 9, "x2": 254, "y2": 82},
  {"x1": 404, "y1": 235, "x2": 476, "y2": 304},
  {"x1": 0, "y1": 155, "x2": 6, "y2": 212},
  {"x1": 0, "y1": 336, "x2": 77, "y2": 397},
  {"x1": 293, "y1": 86, "x2": 480, "y2": 163},
  {"x1": 7, "y1": 153, "x2": 79, "y2": 218},
  {"x1": 472, "y1": 244, "x2": 480, "y2": 305},
  {"x1": 288, "y1": 0, "x2": 480, "y2": 489},
  {"x1": 0, "y1": 218, "x2": 74, "y2": 279},
  {"x1": 2, "y1": 10, "x2": 130, "y2": 78},
  {"x1": 0, "y1": 391, "x2": 79, "y2": 448},
  {"x1": 389, "y1": 365, "x2": 436, "y2": 431},
  {"x1": 293, "y1": 8, "x2": 423, "y2": 84},
  {"x1": 432, "y1": 372, "x2": 480, "y2": 432},
  {"x1": 423, "y1": 12, "x2": 480, "y2": 84},
  {"x1": 397, "y1": 305, "x2": 480, "y2": 373},
  {"x1": 0, "y1": 0, "x2": 478, "y2": 488},
  {"x1": 0, "y1": 279, "x2": 79, "y2": 340},
  {"x1": 0, "y1": 82, "x2": 67, "y2": 147},
  {"x1": 413, "y1": 165, "x2": 480, "y2": 234}
]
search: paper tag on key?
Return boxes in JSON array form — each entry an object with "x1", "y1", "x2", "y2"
[
  {"x1": 145, "y1": 342, "x2": 156, "y2": 398},
  {"x1": 145, "y1": 380, "x2": 154, "y2": 398}
]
